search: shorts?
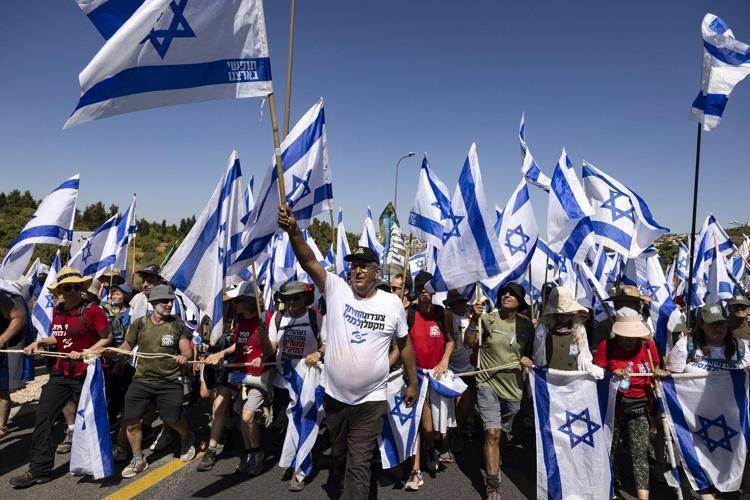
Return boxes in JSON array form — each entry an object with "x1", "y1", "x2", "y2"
[
  {"x1": 233, "y1": 387, "x2": 265, "y2": 414},
  {"x1": 123, "y1": 379, "x2": 184, "y2": 424},
  {"x1": 476, "y1": 385, "x2": 520, "y2": 432},
  {"x1": 201, "y1": 364, "x2": 229, "y2": 390}
]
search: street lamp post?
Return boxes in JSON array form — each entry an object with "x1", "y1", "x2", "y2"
[{"x1": 393, "y1": 152, "x2": 416, "y2": 213}]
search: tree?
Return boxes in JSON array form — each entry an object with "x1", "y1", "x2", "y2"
[{"x1": 79, "y1": 202, "x2": 108, "y2": 230}]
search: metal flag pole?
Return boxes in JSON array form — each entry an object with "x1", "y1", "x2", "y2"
[{"x1": 685, "y1": 124, "x2": 703, "y2": 328}]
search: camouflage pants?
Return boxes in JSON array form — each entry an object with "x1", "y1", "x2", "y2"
[{"x1": 611, "y1": 412, "x2": 650, "y2": 491}]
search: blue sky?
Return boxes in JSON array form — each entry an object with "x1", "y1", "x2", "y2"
[{"x1": 1, "y1": 1, "x2": 749, "y2": 235}]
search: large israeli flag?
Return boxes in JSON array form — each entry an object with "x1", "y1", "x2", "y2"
[
  {"x1": 408, "y1": 155, "x2": 453, "y2": 249},
  {"x1": 31, "y1": 252, "x2": 60, "y2": 339},
  {"x1": 232, "y1": 99, "x2": 333, "y2": 271},
  {"x1": 74, "y1": 0, "x2": 145, "y2": 39},
  {"x1": 358, "y1": 207, "x2": 385, "y2": 259},
  {"x1": 582, "y1": 162, "x2": 668, "y2": 258},
  {"x1": 68, "y1": 214, "x2": 120, "y2": 278},
  {"x1": 519, "y1": 114, "x2": 551, "y2": 191},
  {"x1": 434, "y1": 144, "x2": 503, "y2": 290},
  {"x1": 65, "y1": 0, "x2": 273, "y2": 128},
  {"x1": 547, "y1": 149, "x2": 595, "y2": 264},
  {"x1": 690, "y1": 13, "x2": 750, "y2": 131},
  {"x1": 279, "y1": 359, "x2": 325, "y2": 479},
  {"x1": 162, "y1": 150, "x2": 245, "y2": 345},
  {"x1": 70, "y1": 359, "x2": 114, "y2": 479},
  {"x1": 530, "y1": 368, "x2": 617, "y2": 500},
  {"x1": 335, "y1": 208, "x2": 351, "y2": 279},
  {"x1": 0, "y1": 175, "x2": 79, "y2": 280},
  {"x1": 662, "y1": 371, "x2": 750, "y2": 492},
  {"x1": 379, "y1": 373, "x2": 429, "y2": 469}
]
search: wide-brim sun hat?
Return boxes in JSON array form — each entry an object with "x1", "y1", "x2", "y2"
[
  {"x1": 612, "y1": 316, "x2": 651, "y2": 338},
  {"x1": 543, "y1": 286, "x2": 586, "y2": 316},
  {"x1": 49, "y1": 267, "x2": 93, "y2": 294},
  {"x1": 224, "y1": 281, "x2": 257, "y2": 301},
  {"x1": 604, "y1": 284, "x2": 652, "y2": 304},
  {"x1": 497, "y1": 282, "x2": 529, "y2": 310}
]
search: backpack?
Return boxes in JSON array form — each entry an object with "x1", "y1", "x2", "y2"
[
  {"x1": 51, "y1": 302, "x2": 96, "y2": 335},
  {"x1": 407, "y1": 305, "x2": 446, "y2": 335},
  {"x1": 274, "y1": 308, "x2": 320, "y2": 340}
]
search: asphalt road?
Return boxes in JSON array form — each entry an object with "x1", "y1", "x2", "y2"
[{"x1": 0, "y1": 399, "x2": 685, "y2": 499}]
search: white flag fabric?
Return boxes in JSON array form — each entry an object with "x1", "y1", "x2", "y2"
[
  {"x1": 525, "y1": 239, "x2": 560, "y2": 302},
  {"x1": 705, "y1": 239, "x2": 734, "y2": 305},
  {"x1": 262, "y1": 232, "x2": 297, "y2": 311},
  {"x1": 295, "y1": 229, "x2": 326, "y2": 285},
  {"x1": 162, "y1": 151, "x2": 245, "y2": 345},
  {"x1": 358, "y1": 207, "x2": 385, "y2": 259},
  {"x1": 65, "y1": 0, "x2": 272, "y2": 128},
  {"x1": 690, "y1": 214, "x2": 734, "y2": 307},
  {"x1": 662, "y1": 370, "x2": 750, "y2": 492},
  {"x1": 690, "y1": 13, "x2": 750, "y2": 131},
  {"x1": 426, "y1": 370, "x2": 467, "y2": 434},
  {"x1": 68, "y1": 214, "x2": 120, "y2": 278},
  {"x1": 581, "y1": 161, "x2": 668, "y2": 258},
  {"x1": 232, "y1": 99, "x2": 333, "y2": 271},
  {"x1": 31, "y1": 252, "x2": 60, "y2": 339},
  {"x1": 279, "y1": 359, "x2": 325, "y2": 479},
  {"x1": 519, "y1": 114, "x2": 551, "y2": 191},
  {"x1": 74, "y1": 0, "x2": 145, "y2": 39},
  {"x1": 547, "y1": 149, "x2": 595, "y2": 264},
  {"x1": 116, "y1": 195, "x2": 137, "y2": 273},
  {"x1": 530, "y1": 368, "x2": 618, "y2": 500},
  {"x1": 434, "y1": 144, "x2": 503, "y2": 290},
  {"x1": 408, "y1": 156, "x2": 453, "y2": 249},
  {"x1": 334, "y1": 208, "x2": 351, "y2": 279},
  {"x1": 0, "y1": 175, "x2": 79, "y2": 280},
  {"x1": 70, "y1": 359, "x2": 114, "y2": 479},
  {"x1": 378, "y1": 373, "x2": 429, "y2": 469}
]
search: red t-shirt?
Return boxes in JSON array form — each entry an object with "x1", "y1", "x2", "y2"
[
  {"x1": 409, "y1": 308, "x2": 446, "y2": 370},
  {"x1": 593, "y1": 338, "x2": 659, "y2": 399},
  {"x1": 51, "y1": 303, "x2": 109, "y2": 378},
  {"x1": 232, "y1": 316, "x2": 268, "y2": 376}
]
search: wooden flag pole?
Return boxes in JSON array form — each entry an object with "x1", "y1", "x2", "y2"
[
  {"x1": 528, "y1": 263, "x2": 534, "y2": 321},
  {"x1": 267, "y1": 93, "x2": 287, "y2": 205},
  {"x1": 282, "y1": 0, "x2": 296, "y2": 138},
  {"x1": 251, "y1": 262, "x2": 264, "y2": 318},
  {"x1": 685, "y1": 123, "x2": 703, "y2": 328},
  {"x1": 330, "y1": 208, "x2": 337, "y2": 274}
]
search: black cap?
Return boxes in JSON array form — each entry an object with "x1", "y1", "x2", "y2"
[
  {"x1": 498, "y1": 282, "x2": 529, "y2": 310},
  {"x1": 413, "y1": 271, "x2": 433, "y2": 292},
  {"x1": 344, "y1": 247, "x2": 380, "y2": 265},
  {"x1": 136, "y1": 264, "x2": 162, "y2": 277}
]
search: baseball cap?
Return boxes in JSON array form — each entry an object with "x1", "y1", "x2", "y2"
[
  {"x1": 136, "y1": 264, "x2": 162, "y2": 277},
  {"x1": 344, "y1": 247, "x2": 380, "y2": 265},
  {"x1": 700, "y1": 303, "x2": 726, "y2": 324}
]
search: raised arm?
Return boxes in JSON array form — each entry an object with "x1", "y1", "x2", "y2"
[{"x1": 278, "y1": 204, "x2": 327, "y2": 292}]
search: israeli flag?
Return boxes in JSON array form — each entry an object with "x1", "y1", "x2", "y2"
[
  {"x1": 279, "y1": 359, "x2": 325, "y2": 479},
  {"x1": 526, "y1": 238, "x2": 560, "y2": 299},
  {"x1": 482, "y1": 180, "x2": 539, "y2": 293},
  {"x1": 547, "y1": 149, "x2": 595, "y2": 264},
  {"x1": 66, "y1": 0, "x2": 273, "y2": 128},
  {"x1": 68, "y1": 214, "x2": 120, "y2": 278},
  {"x1": 519, "y1": 114, "x2": 551, "y2": 191},
  {"x1": 621, "y1": 248, "x2": 682, "y2": 354},
  {"x1": 31, "y1": 252, "x2": 60, "y2": 339},
  {"x1": 162, "y1": 150, "x2": 245, "y2": 345},
  {"x1": 70, "y1": 359, "x2": 114, "y2": 479},
  {"x1": 434, "y1": 144, "x2": 503, "y2": 290},
  {"x1": 705, "y1": 239, "x2": 734, "y2": 305},
  {"x1": 358, "y1": 207, "x2": 385, "y2": 259},
  {"x1": 662, "y1": 370, "x2": 750, "y2": 492},
  {"x1": 582, "y1": 162, "x2": 669, "y2": 258},
  {"x1": 335, "y1": 208, "x2": 351, "y2": 279},
  {"x1": 426, "y1": 370, "x2": 467, "y2": 434},
  {"x1": 379, "y1": 373, "x2": 429, "y2": 469},
  {"x1": 530, "y1": 368, "x2": 617, "y2": 500},
  {"x1": 262, "y1": 232, "x2": 297, "y2": 311},
  {"x1": 295, "y1": 229, "x2": 327, "y2": 285},
  {"x1": 0, "y1": 175, "x2": 79, "y2": 280},
  {"x1": 115, "y1": 195, "x2": 137, "y2": 273},
  {"x1": 690, "y1": 13, "x2": 750, "y2": 131},
  {"x1": 676, "y1": 241, "x2": 690, "y2": 282},
  {"x1": 74, "y1": 0, "x2": 145, "y2": 39},
  {"x1": 691, "y1": 214, "x2": 734, "y2": 306},
  {"x1": 243, "y1": 175, "x2": 255, "y2": 223},
  {"x1": 578, "y1": 262, "x2": 613, "y2": 323},
  {"x1": 408, "y1": 251, "x2": 427, "y2": 280},
  {"x1": 232, "y1": 99, "x2": 333, "y2": 270},
  {"x1": 665, "y1": 256, "x2": 676, "y2": 296},
  {"x1": 493, "y1": 205, "x2": 503, "y2": 237},
  {"x1": 408, "y1": 155, "x2": 453, "y2": 249}
]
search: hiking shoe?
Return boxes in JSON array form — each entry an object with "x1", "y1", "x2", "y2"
[
  {"x1": 150, "y1": 428, "x2": 174, "y2": 451},
  {"x1": 404, "y1": 470, "x2": 424, "y2": 491},
  {"x1": 56, "y1": 428, "x2": 74, "y2": 454},
  {"x1": 424, "y1": 448, "x2": 439, "y2": 473},
  {"x1": 112, "y1": 444, "x2": 129, "y2": 462},
  {"x1": 438, "y1": 449, "x2": 454, "y2": 464},
  {"x1": 288, "y1": 475, "x2": 305, "y2": 492},
  {"x1": 121, "y1": 457, "x2": 149, "y2": 478},
  {"x1": 247, "y1": 450, "x2": 264, "y2": 476},
  {"x1": 179, "y1": 432, "x2": 196, "y2": 462},
  {"x1": 236, "y1": 453, "x2": 251, "y2": 474},
  {"x1": 486, "y1": 483, "x2": 502, "y2": 500},
  {"x1": 9, "y1": 470, "x2": 51, "y2": 488},
  {"x1": 197, "y1": 447, "x2": 218, "y2": 471}
]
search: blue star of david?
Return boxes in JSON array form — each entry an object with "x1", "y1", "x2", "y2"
[
  {"x1": 44, "y1": 292, "x2": 55, "y2": 308},
  {"x1": 141, "y1": 0, "x2": 195, "y2": 59},
  {"x1": 81, "y1": 241, "x2": 93, "y2": 264},
  {"x1": 695, "y1": 414, "x2": 738, "y2": 452},
  {"x1": 505, "y1": 224, "x2": 531, "y2": 256},
  {"x1": 600, "y1": 189, "x2": 635, "y2": 223},
  {"x1": 286, "y1": 169, "x2": 312, "y2": 209},
  {"x1": 645, "y1": 283, "x2": 660, "y2": 298},
  {"x1": 77, "y1": 409, "x2": 86, "y2": 431},
  {"x1": 441, "y1": 212, "x2": 464, "y2": 243},
  {"x1": 558, "y1": 408, "x2": 601, "y2": 449},
  {"x1": 391, "y1": 395, "x2": 416, "y2": 425}
]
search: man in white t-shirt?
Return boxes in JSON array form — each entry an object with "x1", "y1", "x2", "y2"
[{"x1": 278, "y1": 204, "x2": 418, "y2": 500}]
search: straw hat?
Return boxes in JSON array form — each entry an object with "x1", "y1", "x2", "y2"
[
  {"x1": 543, "y1": 287, "x2": 587, "y2": 316},
  {"x1": 49, "y1": 267, "x2": 93, "y2": 294},
  {"x1": 604, "y1": 284, "x2": 652, "y2": 304}
]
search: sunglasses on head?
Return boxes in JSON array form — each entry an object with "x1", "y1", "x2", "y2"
[{"x1": 61, "y1": 284, "x2": 81, "y2": 292}]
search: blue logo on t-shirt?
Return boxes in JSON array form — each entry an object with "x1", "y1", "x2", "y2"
[{"x1": 350, "y1": 330, "x2": 368, "y2": 344}]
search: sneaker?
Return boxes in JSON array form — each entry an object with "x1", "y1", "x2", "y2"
[
  {"x1": 196, "y1": 447, "x2": 218, "y2": 471},
  {"x1": 424, "y1": 448, "x2": 439, "y2": 473},
  {"x1": 113, "y1": 444, "x2": 129, "y2": 463},
  {"x1": 247, "y1": 450, "x2": 264, "y2": 476},
  {"x1": 150, "y1": 428, "x2": 174, "y2": 451},
  {"x1": 56, "y1": 428, "x2": 74, "y2": 454},
  {"x1": 236, "y1": 453, "x2": 251, "y2": 474},
  {"x1": 486, "y1": 483, "x2": 501, "y2": 500},
  {"x1": 288, "y1": 475, "x2": 305, "y2": 492},
  {"x1": 179, "y1": 432, "x2": 196, "y2": 462},
  {"x1": 438, "y1": 449, "x2": 454, "y2": 464},
  {"x1": 9, "y1": 470, "x2": 51, "y2": 488},
  {"x1": 121, "y1": 457, "x2": 149, "y2": 478},
  {"x1": 404, "y1": 470, "x2": 424, "y2": 491}
]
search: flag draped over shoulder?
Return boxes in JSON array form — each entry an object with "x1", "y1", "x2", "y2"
[
  {"x1": 530, "y1": 368, "x2": 617, "y2": 500},
  {"x1": 162, "y1": 151, "x2": 245, "y2": 345},
  {"x1": 70, "y1": 359, "x2": 114, "y2": 479},
  {"x1": 0, "y1": 175, "x2": 79, "y2": 280},
  {"x1": 65, "y1": 0, "x2": 273, "y2": 128},
  {"x1": 379, "y1": 374, "x2": 429, "y2": 469},
  {"x1": 690, "y1": 13, "x2": 750, "y2": 131},
  {"x1": 662, "y1": 371, "x2": 750, "y2": 492},
  {"x1": 31, "y1": 252, "x2": 60, "y2": 339}
]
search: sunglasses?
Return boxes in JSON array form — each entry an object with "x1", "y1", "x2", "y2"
[
  {"x1": 284, "y1": 294, "x2": 306, "y2": 302},
  {"x1": 61, "y1": 284, "x2": 81, "y2": 292},
  {"x1": 390, "y1": 285, "x2": 403, "y2": 292}
]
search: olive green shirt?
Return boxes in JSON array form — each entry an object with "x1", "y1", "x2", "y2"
[
  {"x1": 476, "y1": 311, "x2": 534, "y2": 401},
  {"x1": 731, "y1": 319, "x2": 750, "y2": 342},
  {"x1": 546, "y1": 332, "x2": 578, "y2": 371},
  {"x1": 125, "y1": 316, "x2": 191, "y2": 383}
]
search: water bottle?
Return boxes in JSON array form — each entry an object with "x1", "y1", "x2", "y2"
[{"x1": 618, "y1": 361, "x2": 633, "y2": 392}]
